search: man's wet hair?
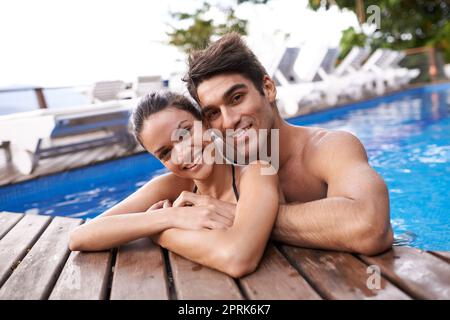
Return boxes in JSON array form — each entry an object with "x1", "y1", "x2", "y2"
[{"x1": 183, "y1": 32, "x2": 268, "y2": 104}]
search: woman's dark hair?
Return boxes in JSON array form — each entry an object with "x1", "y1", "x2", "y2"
[{"x1": 131, "y1": 91, "x2": 202, "y2": 146}]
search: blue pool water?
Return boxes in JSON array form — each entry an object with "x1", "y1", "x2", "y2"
[{"x1": 0, "y1": 83, "x2": 449, "y2": 250}]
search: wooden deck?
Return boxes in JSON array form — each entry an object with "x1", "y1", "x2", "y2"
[{"x1": 0, "y1": 211, "x2": 449, "y2": 300}]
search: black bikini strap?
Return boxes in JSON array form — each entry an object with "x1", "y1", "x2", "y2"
[
  {"x1": 192, "y1": 184, "x2": 197, "y2": 193},
  {"x1": 231, "y1": 165, "x2": 239, "y2": 201}
]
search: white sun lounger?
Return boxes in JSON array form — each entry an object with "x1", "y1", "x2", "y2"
[
  {"x1": 118, "y1": 76, "x2": 164, "y2": 99},
  {"x1": 0, "y1": 100, "x2": 137, "y2": 174},
  {"x1": 314, "y1": 47, "x2": 371, "y2": 101},
  {"x1": 276, "y1": 45, "x2": 345, "y2": 114},
  {"x1": 89, "y1": 80, "x2": 125, "y2": 103}
]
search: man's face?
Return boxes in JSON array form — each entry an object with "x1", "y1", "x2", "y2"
[{"x1": 196, "y1": 73, "x2": 276, "y2": 160}]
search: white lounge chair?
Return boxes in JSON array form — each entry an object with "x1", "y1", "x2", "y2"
[
  {"x1": 276, "y1": 45, "x2": 345, "y2": 113},
  {"x1": 0, "y1": 100, "x2": 137, "y2": 174},
  {"x1": 135, "y1": 76, "x2": 164, "y2": 97},
  {"x1": 315, "y1": 47, "x2": 371, "y2": 101},
  {"x1": 89, "y1": 80, "x2": 125, "y2": 103},
  {"x1": 117, "y1": 76, "x2": 164, "y2": 99},
  {"x1": 378, "y1": 50, "x2": 420, "y2": 89}
]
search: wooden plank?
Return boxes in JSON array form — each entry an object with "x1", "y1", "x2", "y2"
[
  {"x1": 429, "y1": 251, "x2": 450, "y2": 263},
  {"x1": 0, "y1": 212, "x2": 23, "y2": 239},
  {"x1": 239, "y1": 244, "x2": 321, "y2": 300},
  {"x1": 49, "y1": 250, "x2": 112, "y2": 300},
  {"x1": 110, "y1": 238, "x2": 169, "y2": 300},
  {"x1": 359, "y1": 246, "x2": 450, "y2": 299},
  {"x1": 0, "y1": 214, "x2": 51, "y2": 287},
  {"x1": 0, "y1": 216, "x2": 82, "y2": 300},
  {"x1": 169, "y1": 252, "x2": 243, "y2": 300},
  {"x1": 281, "y1": 245, "x2": 410, "y2": 300}
]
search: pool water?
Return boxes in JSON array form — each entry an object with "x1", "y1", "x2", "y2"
[{"x1": 0, "y1": 83, "x2": 449, "y2": 250}]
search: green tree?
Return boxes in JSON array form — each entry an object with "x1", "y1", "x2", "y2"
[
  {"x1": 167, "y1": 0, "x2": 269, "y2": 53},
  {"x1": 309, "y1": 0, "x2": 450, "y2": 62}
]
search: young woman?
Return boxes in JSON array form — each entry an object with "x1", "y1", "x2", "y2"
[{"x1": 69, "y1": 91, "x2": 282, "y2": 277}]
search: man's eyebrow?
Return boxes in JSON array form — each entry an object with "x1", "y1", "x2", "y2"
[
  {"x1": 223, "y1": 83, "x2": 247, "y2": 101},
  {"x1": 202, "y1": 83, "x2": 248, "y2": 110},
  {"x1": 153, "y1": 119, "x2": 188, "y2": 155}
]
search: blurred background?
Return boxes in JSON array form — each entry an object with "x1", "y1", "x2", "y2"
[{"x1": 1, "y1": 0, "x2": 449, "y2": 114}]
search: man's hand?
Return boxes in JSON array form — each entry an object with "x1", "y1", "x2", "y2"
[
  {"x1": 146, "y1": 199, "x2": 172, "y2": 211},
  {"x1": 173, "y1": 191, "x2": 236, "y2": 224},
  {"x1": 147, "y1": 195, "x2": 235, "y2": 233}
]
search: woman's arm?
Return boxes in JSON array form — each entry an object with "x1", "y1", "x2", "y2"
[
  {"x1": 70, "y1": 209, "x2": 172, "y2": 251},
  {"x1": 69, "y1": 200, "x2": 234, "y2": 252},
  {"x1": 98, "y1": 172, "x2": 194, "y2": 218},
  {"x1": 152, "y1": 162, "x2": 279, "y2": 278}
]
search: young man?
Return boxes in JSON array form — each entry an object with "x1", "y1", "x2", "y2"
[
  {"x1": 97, "y1": 33, "x2": 393, "y2": 273},
  {"x1": 173, "y1": 32, "x2": 393, "y2": 256}
]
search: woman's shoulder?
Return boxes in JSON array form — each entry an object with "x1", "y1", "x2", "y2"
[{"x1": 143, "y1": 172, "x2": 194, "y2": 193}]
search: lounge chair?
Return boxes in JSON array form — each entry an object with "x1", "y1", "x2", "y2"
[
  {"x1": 117, "y1": 76, "x2": 164, "y2": 99},
  {"x1": 0, "y1": 100, "x2": 137, "y2": 174},
  {"x1": 276, "y1": 45, "x2": 341, "y2": 114},
  {"x1": 135, "y1": 76, "x2": 164, "y2": 97},
  {"x1": 89, "y1": 80, "x2": 125, "y2": 103},
  {"x1": 315, "y1": 47, "x2": 371, "y2": 101}
]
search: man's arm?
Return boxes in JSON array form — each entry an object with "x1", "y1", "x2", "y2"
[
  {"x1": 272, "y1": 131, "x2": 393, "y2": 255},
  {"x1": 152, "y1": 162, "x2": 279, "y2": 278}
]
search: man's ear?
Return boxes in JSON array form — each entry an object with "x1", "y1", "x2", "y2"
[{"x1": 262, "y1": 75, "x2": 276, "y2": 103}]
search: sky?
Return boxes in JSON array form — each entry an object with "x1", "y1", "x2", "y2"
[{"x1": 0, "y1": 0, "x2": 359, "y2": 87}]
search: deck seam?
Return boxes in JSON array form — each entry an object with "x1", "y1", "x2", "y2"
[
  {"x1": 0, "y1": 215, "x2": 53, "y2": 289},
  {"x1": 428, "y1": 251, "x2": 450, "y2": 264},
  {"x1": 352, "y1": 252, "x2": 417, "y2": 300},
  {"x1": 275, "y1": 243, "x2": 327, "y2": 300},
  {"x1": 163, "y1": 248, "x2": 177, "y2": 300},
  {"x1": 0, "y1": 213, "x2": 24, "y2": 241},
  {"x1": 105, "y1": 247, "x2": 118, "y2": 300},
  {"x1": 234, "y1": 279, "x2": 249, "y2": 300},
  {"x1": 40, "y1": 218, "x2": 84, "y2": 300}
]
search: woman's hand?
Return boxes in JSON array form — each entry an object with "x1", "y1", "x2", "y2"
[
  {"x1": 172, "y1": 191, "x2": 236, "y2": 224},
  {"x1": 147, "y1": 198, "x2": 233, "y2": 230},
  {"x1": 146, "y1": 199, "x2": 172, "y2": 212}
]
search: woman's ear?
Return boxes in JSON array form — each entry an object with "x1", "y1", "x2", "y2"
[{"x1": 262, "y1": 75, "x2": 277, "y2": 103}]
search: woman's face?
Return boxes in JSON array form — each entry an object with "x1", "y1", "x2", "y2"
[{"x1": 139, "y1": 107, "x2": 214, "y2": 180}]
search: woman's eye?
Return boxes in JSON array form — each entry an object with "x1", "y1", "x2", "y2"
[
  {"x1": 175, "y1": 128, "x2": 191, "y2": 140},
  {"x1": 160, "y1": 149, "x2": 171, "y2": 160}
]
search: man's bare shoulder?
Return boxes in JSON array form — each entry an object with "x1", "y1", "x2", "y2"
[{"x1": 303, "y1": 129, "x2": 368, "y2": 174}]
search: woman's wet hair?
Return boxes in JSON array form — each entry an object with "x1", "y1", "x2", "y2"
[{"x1": 131, "y1": 91, "x2": 202, "y2": 146}]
